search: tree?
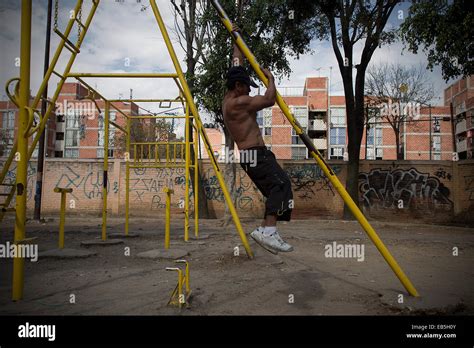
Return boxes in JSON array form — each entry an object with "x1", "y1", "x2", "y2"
[
  {"x1": 114, "y1": 118, "x2": 183, "y2": 160},
  {"x1": 194, "y1": 0, "x2": 319, "y2": 223},
  {"x1": 365, "y1": 63, "x2": 434, "y2": 159},
  {"x1": 314, "y1": 0, "x2": 399, "y2": 218},
  {"x1": 399, "y1": 0, "x2": 473, "y2": 81}
]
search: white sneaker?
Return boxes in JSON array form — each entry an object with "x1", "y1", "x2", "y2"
[
  {"x1": 250, "y1": 229, "x2": 294, "y2": 254},
  {"x1": 250, "y1": 229, "x2": 279, "y2": 254},
  {"x1": 271, "y1": 231, "x2": 293, "y2": 252}
]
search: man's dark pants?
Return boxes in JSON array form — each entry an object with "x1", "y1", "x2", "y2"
[{"x1": 240, "y1": 146, "x2": 293, "y2": 221}]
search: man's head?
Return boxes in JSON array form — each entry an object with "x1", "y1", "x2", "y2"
[{"x1": 226, "y1": 66, "x2": 258, "y2": 96}]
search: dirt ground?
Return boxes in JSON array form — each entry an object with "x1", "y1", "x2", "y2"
[{"x1": 0, "y1": 215, "x2": 473, "y2": 315}]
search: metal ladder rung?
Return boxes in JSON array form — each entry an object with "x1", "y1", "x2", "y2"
[
  {"x1": 52, "y1": 70, "x2": 65, "y2": 79},
  {"x1": 54, "y1": 28, "x2": 80, "y2": 54},
  {"x1": 75, "y1": 18, "x2": 86, "y2": 30}
]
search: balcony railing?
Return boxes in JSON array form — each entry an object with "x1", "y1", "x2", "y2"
[
  {"x1": 309, "y1": 119, "x2": 327, "y2": 131},
  {"x1": 455, "y1": 119, "x2": 467, "y2": 134}
]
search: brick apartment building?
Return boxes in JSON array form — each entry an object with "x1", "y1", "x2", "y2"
[
  {"x1": 0, "y1": 83, "x2": 139, "y2": 159},
  {"x1": 444, "y1": 75, "x2": 474, "y2": 160},
  {"x1": 258, "y1": 77, "x2": 454, "y2": 161},
  {"x1": 1, "y1": 77, "x2": 471, "y2": 162}
]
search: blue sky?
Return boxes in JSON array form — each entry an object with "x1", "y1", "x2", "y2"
[{"x1": 0, "y1": 0, "x2": 452, "y2": 124}]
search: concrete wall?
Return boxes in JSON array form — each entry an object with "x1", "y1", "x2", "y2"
[{"x1": 1, "y1": 158, "x2": 473, "y2": 224}]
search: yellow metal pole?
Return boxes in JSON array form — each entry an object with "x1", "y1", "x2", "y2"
[
  {"x1": 54, "y1": 187, "x2": 73, "y2": 249},
  {"x1": 58, "y1": 190, "x2": 66, "y2": 249},
  {"x1": 149, "y1": 0, "x2": 253, "y2": 258},
  {"x1": 101, "y1": 101, "x2": 109, "y2": 241},
  {"x1": 164, "y1": 187, "x2": 173, "y2": 249},
  {"x1": 194, "y1": 125, "x2": 199, "y2": 237},
  {"x1": 125, "y1": 116, "x2": 130, "y2": 236},
  {"x1": 177, "y1": 269, "x2": 183, "y2": 308},
  {"x1": 184, "y1": 104, "x2": 190, "y2": 241},
  {"x1": 211, "y1": 0, "x2": 418, "y2": 296},
  {"x1": 12, "y1": 0, "x2": 32, "y2": 301}
]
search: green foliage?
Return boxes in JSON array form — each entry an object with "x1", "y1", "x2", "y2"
[
  {"x1": 194, "y1": 0, "x2": 319, "y2": 125},
  {"x1": 399, "y1": 0, "x2": 473, "y2": 81}
]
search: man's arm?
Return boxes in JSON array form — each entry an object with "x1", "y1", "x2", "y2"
[
  {"x1": 236, "y1": 69, "x2": 276, "y2": 112},
  {"x1": 232, "y1": 23, "x2": 244, "y2": 66}
]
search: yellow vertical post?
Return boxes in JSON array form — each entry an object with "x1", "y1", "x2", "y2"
[
  {"x1": 164, "y1": 187, "x2": 173, "y2": 249},
  {"x1": 194, "y1": 125, "x2": 199, "y2": 237},
  {"x1": 125, "y1": 116, "x2": 130, "y2": 235},
  {"x1": 184, "y1": 104, "x2": 190, "y2": 241},
  {"x1": 58, "y1": 189, "x2": 66, "y2": 249},
  {"x1": 177, "y1": 269, "x2": 183, "y2": 308},
  {"x1": 54, "y1": 187, "x2": 73, "y2": 249},
  {"x1": 149, "y1": 0, "x2": 253, "y2": 258},
  {"x1": 211, "y1": 0, "x2": 418, "y2": 296},
  {"x1": 101, "y1": 101, "x2": 109, "y2": 241},
  {"x1": 12, "y1": 0, "x2": 32, "y2": 301}
]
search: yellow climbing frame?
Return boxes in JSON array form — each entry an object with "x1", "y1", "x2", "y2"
[
  {"x1": 210, "y1": 0, "x2": 419, "y2": 297},
  {"x1": 2, "y1": 0, "x2": 253, "y2": 301}
]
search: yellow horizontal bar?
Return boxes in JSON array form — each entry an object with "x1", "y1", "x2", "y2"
[
  {"x1": 68, "y1": 73, "x2": 178, "y2": 78},
  {"x1": 108, "y1": 98, "x2": 184, "y2": 103},
  {"x1": 131, "y1": 141, "x2": 193, "y2": 145},
  {"x1": 128, "y1": 115, "x2": 189, "y2": 119},
  {"x1": 109, "y1": 120, "x2": 128, "y2": 134},
  {"x1": 129, "y1": 164, "x2": 187, "y2": 168}
]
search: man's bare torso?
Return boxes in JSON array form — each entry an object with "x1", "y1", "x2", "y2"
[{"x1": 222, "y1": 93, "x2": 265, "y2": 150}]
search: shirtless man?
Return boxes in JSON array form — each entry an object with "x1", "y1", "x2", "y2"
[{"x1": 222, "y1": 25, "x2": 294, "y2": 254}]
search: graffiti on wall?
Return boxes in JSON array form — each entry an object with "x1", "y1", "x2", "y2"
[
  {"x1": 284, "y1": 164, "x2": 341, "y2": 200},
  {"x1": 359, "y1": 167, "x2": 453, "y2": 210},
  {"x1": 55, "y1": 164, "x2": 114, "y2": 200},
  {"x1": 464, "y1": 175, "x2": 474, "y2": 201},
  {"x1": 195, "y1": 167, "x2": 262, "y2": 211},
  {"x1": 3, "y1": 161, "x2": 36, "y2": 202}
]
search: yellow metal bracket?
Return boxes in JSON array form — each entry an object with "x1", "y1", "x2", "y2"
[{"x1": 166, "y1": 259, "x2": 191, "y2": 308}]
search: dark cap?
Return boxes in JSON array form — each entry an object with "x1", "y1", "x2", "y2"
[{"x1": 226, "y1": 66, "x2": 258, "y2": 88}]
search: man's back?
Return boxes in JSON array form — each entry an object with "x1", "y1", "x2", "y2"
[{"x1": 222, "y1": 93, "x2": 265, "y2": 150}]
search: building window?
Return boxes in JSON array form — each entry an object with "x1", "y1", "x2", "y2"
[
  {"x1": 375, "y1": 148, "x2": 383, "y2": 160},
  {"x1": 330, "y1": 108, "x2": 346, "y2": 126},
  {"x1": 64, "y1": 148, "x2": 79, "y2": 158},
  {"x1": 292, "y1": 128, "x2": 306, "y2": 144},
  {"x1": 291, "y1": 106, "x2": 308, "y2": 127},
  {"x1": 2, "y1": 111, "x2": 15, "y2": 146},
  {"x1": 65, "y1": 130, "x2": 80, "y2": 147},
  {"x1": 330, "y1": 127, "x2": 346, "y2": 145},
  {"x1": 433, "y1": 153, "x2": 441, "y2": 160},
  {"x1": 291, "y1": 146, "x2": 306, "y2": 160},
  {"x1": 367, "y1": 127, "x2": 383, "y2": 146},
  {"x1": 330, "y1": 147, "x2": 344, "y2": 160},
  {"x1": 97, "y1": 148, "x2": 114, "y2": 158},
  {"x1": 433, "y1": 135, "x2": 441, "y2": 152},
  {"x1": 55, "y1": 151, "x2": 63, "y2": 158},
  {"x1": 56, "y1": 132, "x2": 64, "y2": 140},
  {"x1": 256, "y1": 110, "x2": 263, "y2": 126},
  {"x1": 264, "y1": 127, "x2": 271, "y2": 136},
  {"x1": 98, "y1": 112, "x2": 116, "y2": 150}
]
